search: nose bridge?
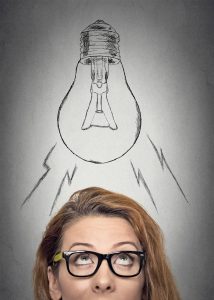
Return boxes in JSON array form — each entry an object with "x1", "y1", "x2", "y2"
[
  {"x1": 92, "y1": 254, "x2": 115, "y2": 293},
  {"x1": 97, "y1": 253, "x2": 112, "y2": 272},
  {"x1": 96, "y1": 254, "x2": 112, "y2": 273}
]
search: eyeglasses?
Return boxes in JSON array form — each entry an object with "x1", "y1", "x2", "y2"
[{"x1": 53, "y1": 250, "x2": 146, "y2": 278}]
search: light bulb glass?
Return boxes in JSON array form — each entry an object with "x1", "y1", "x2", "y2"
[{"x1": 57, "y1": 20, "x2": 141, "y2": 164}]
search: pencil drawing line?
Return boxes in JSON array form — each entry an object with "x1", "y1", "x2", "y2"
[
  {"x1": 147, "y1": 135, "x2": 189, "y2": 203},
  {"x1": 121, "y1": 61, "x2": 142, "y2": 141},
  {"x1": 49, "y1": 165, "x2": 77, "y2": 215},
  {"x1": 130, "y1": 160, "x2": 158, "y2": 212},
  {"x1": 21, "y1": 143, "x2": 57, "y2": 208},
  {"x1": 57, "y1": 20, "x2": 142, "y2": 164}
]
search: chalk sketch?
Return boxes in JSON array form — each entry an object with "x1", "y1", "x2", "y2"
[
  {"x1": 57, "y1": 20, "x2": 141, "y2": 164},
  {"x1": 147, "y1": 135, "x2": 188, "y2": 203},
  {"x1": 130, "y1": 136, "x2": 189, "y2": 212},
  {"x1": 21, "y1": 143, "x2": 56, "y2": 208},
  {"x1": 49, "y1": 165, "x2": 77, "y2": 215},
  {"x1": 21, "y1": 137, "x2": 188, "y2": 214},
  {"x1": 22, "y1": 20, "x2": 189, "y2": 214},
  {"x1": 130, "y1": 160, "x2": 158, "y2": 211}
]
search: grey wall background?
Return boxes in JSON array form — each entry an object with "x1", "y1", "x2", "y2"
[{"x1": 1, "y1": 0, "x2": 214, "y2": 299}]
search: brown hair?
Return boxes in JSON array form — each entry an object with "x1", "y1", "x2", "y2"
[{"x1": 33, "y1": 187, "x2": 180, "y2": 300}]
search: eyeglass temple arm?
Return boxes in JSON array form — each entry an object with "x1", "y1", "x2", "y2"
[{"x1": 53, "y1": 252, "x2": 63, "y2": 263}]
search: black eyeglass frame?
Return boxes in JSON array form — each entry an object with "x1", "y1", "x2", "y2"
[{"x1": 53, "y1": 250, "x2": 146, "y2": 278}]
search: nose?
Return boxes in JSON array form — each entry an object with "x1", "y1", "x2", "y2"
[{"x1": 91, "y1": 260, "x2": 115, "y2": 294}]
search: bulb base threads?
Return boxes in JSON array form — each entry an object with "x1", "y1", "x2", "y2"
[{"x1": 80, "y1": 20, "x2": 120, "y2": 65}]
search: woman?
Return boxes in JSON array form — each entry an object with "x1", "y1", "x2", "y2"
[{"x1": 33, "y1": 187, "x2": 180, "y2": 300}]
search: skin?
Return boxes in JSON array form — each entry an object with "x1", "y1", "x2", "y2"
[{"x1": 47, "y1": 216, "x2": 145, "y2": 300}]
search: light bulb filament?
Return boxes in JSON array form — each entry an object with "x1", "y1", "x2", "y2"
[{"x1": 81, "y1": 57, "x2": 117, "y2": 130}]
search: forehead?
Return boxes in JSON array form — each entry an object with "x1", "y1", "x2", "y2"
[{"x1": 61, "y1": 216, "x2": 141, "y2": 250}]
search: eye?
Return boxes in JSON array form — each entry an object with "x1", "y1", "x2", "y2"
[
  {"x1": 114, "y1": 253, "x2": 134, "y2": 266},
  {"x1": 74, "y1": 253, "x2": 94, "y2": 265}
]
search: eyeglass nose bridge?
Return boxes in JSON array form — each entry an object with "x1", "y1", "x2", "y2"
[
  {"x1": 95, "y1": 253, "x2": 114, "y2": 274},
  {"x1": 60, "y1": 250, "x2": 146, "y2": 278}
]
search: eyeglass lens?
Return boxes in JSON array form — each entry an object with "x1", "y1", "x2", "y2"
[{"x1": 67, "y1": 251, "x2": 142, "y2": 276}]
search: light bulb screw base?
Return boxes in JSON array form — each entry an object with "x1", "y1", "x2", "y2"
[{"x1": 80, "y1": 20, "x2": 120, "y2": 65}]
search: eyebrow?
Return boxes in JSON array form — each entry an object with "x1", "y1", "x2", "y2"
[
  {"x1": 68, "y1": 241, "x2": 139, "y2": 250},
  {"x1": 113, "y1": 241, "x2": 139, "y2": 249},
  {"x1": 69, "y1": 242, "x2": 94, "y2": 250}
]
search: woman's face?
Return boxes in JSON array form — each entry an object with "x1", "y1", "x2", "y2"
[{"x1": 48, "y1": 216, "x2": 145, "y2": 300}]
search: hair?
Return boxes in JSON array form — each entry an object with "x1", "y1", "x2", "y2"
[{"x1": 33, "y1": 187, "x2": 180, "y2": 300}]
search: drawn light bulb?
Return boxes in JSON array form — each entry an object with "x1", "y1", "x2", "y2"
[{"x1": 58, "y1": 20, "x2": 141, "y2": 164}]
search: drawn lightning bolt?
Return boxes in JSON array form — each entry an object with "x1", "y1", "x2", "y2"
[
  {"x1": 147, "y1": 135, "x2": 189, "y2": 203},
  {"x1": 130, "y1": 161, "x2": 158, "y2": 211},
  {"x1": 21, "y1": 144, "x2": 57, "y2": 208},
  {"x1": 49, "y1": 165, "x2": 77, "y2": 215}
]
